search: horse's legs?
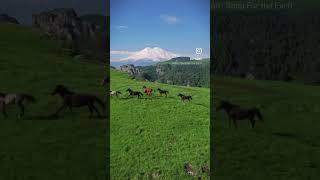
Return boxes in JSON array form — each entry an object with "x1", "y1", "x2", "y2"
[
  {"x1": 2, "y1": 103, "x2": 8, "y2": 119},
  {"x1": 88, "y1": 105, "x2": 93, "y2": 119},
  {"x1": 54, "y1": 104, "x2": 67, "y2": 116},
  {"x1": 233, "y1": 119, "x2": 237, "y2": 129},
  {"x1": 3, "y1": 109, "x2": 8, "y2": 119},
  {"x1": 250, "y1": 118, "x2": 255, "y2": 128},
  {"x1": 18, "y1": 103, "x2": 25, "y2": 119},
  {"x1": 91, "y1": 104, "x2": 101, "y2": 117}
]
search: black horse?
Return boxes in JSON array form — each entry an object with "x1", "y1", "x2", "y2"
[
  {"x1": 216, "y1": 100, "x2": 263, "y2": 128},
  {"x1": 178, "y1": 93, "x2": 192, "y2": 102},
  {"x1": 157, "y1": 88, "x2": 169, "y2": 97},
  {"x1": 0, "y1": 92, "x2": 36, "y2": 119},
  {"x1": 126, "y1": 88, "x2": 143, "y2": 98},
  {"x1": 51, "y1": 85, "x2": 105, "y2": 118}
]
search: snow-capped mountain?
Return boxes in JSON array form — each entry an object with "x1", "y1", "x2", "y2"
[{"x1": 120, "y1": 47, "x2": 178, "y2": 62}]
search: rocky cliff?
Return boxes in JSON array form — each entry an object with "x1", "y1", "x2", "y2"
[
  {"x1": 32, "y1": 8, "x2": 107, "y2": 61},
  {"x1": 120, "y1": 64, "x2": 141, "y2": 76}
]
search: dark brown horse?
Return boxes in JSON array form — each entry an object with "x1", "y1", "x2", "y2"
[
  {"x1": 0, "y1": 92, "x2": 36, "y2": 119},
  {"x1": 178, "y1": 93, "x2": 192, "y2": 102},
  {"x1": 127, "y1": 88, "x2": 143, "y2": 98},
  {"x1": 51, "y1": 85, "x2": 105, "y2": 118},
  {"x1": 216, "y1": 100, "x2": 263, "y2": 128},
  {"x1": 157, "y1": 88, "x2": 169, "y2": 97}
]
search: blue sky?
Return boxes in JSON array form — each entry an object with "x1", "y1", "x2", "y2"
[{"x1": 111, "y1": 0, "x2": 210, "y2": 60}]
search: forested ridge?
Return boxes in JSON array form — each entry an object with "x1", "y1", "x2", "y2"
[
  {"x1": 139, "y1": 58, "x2": 210, "y2": 87},
  {"x1": 212, "y1": 8, "x2": 320, "y2": 83}
]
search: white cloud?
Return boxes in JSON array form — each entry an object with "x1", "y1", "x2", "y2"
[
  {"x1": 160, "y1": 14, "x2": 179, "y2": 25},
  {"x1": 115, "y1": 25, "x2": 128, "y2": 30},
  {"x1": 110, "y1": 50, "x2": 136, "y2": 55}
]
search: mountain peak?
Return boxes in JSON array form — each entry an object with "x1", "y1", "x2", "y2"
[{"x1": 121, "y1": 47, "x2": 178, "y2": 62}]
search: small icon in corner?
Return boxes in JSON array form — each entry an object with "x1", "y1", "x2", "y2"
[{"x1": 196, "y1": 48, "x2": 202, "y2": 55}]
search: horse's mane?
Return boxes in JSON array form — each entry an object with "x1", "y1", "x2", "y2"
[{"x1": 0, "y1": 92, "x2": 6, "y2": 97}]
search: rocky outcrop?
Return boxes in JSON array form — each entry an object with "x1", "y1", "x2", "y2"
[
  {"x1": 32, "y1": 8, "x2": 107, "y2": 61},
  {"x1": 120, "y1": 64, "x2": 141, "y2": 76},
  {"x1": 32, "y1": 8, "x2": 98, "y2": 42},
  {"x1": 0, "y1": 14, "x2": 19, "y2": 24}
]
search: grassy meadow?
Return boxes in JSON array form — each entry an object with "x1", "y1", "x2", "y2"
[
  {"x1": 213, "y1": 76, "x2": 320, "y2": 179},
  {"x1": 0, "y1": 24, "x2": 107, "y2": 179},
  {"x1": 110, "y1": 69, "x2": 210, "y2": 179}
]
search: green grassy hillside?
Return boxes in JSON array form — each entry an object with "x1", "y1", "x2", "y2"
[
  {"x1": 0, "y1": 23, "x2": 107, "y2": 179},
  {"x1": 213, "y1": 76, "x2": 320, "y2": 179},
  {"x1": 110, "y1": 69, "x2": 210, "y2": 179}
]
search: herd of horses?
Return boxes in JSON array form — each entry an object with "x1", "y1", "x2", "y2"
[
  {"x1": 1, "y1": 77, "x2": 263, "y2": 128},
  {"x1": 110, "y1": 85, "x2": 193, "y2": 102},
  {"x1": 103, "y1": 77, "x2": 192, "y2": 102}
]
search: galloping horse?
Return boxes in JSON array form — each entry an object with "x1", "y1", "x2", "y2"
[
  {"x1": 157, "y1": 88, "x2": 169, "y2": 97},
  {"x1": 110, "y1": 91, "x2": 121, "y2": 97},
  {"x1": 0, "y1": 92, "x2": 36, "y2": 119},
  {"x1": 216, "y1": 100, "x2": 263, "y2": 128},
  {"x1": 51, "y1": 85, "x2": 105, "y2": 118},
  {"x1": 143, "y1": 86, "x2": 153, "y2": 96},
  {"x1": 127, "y1": 88, "x2": 143, "y2": 98},
  {"x1": 178, "y1": 93, "x2": 192, "y2": 102}
]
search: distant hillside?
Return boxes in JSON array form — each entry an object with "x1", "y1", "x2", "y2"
[{"x1": 138, "y1": 58, "x2": 210, "y2": 87}]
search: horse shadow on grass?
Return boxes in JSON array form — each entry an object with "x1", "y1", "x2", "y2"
[
  {"x1": 272, "y1": 132, "x2": 299, "y2": 138},
  {"x1": 22, "y1": 114, "x2": 107, "y2": 121},
  {"x1": 272, "y1": 132, "x2": 319, "y2": 147},
  {"x1": 119, "y1": 96, "x2": 162, "y2": 100}
]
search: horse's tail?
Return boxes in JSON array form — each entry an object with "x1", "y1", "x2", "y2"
[
  {"x1": 254, "y1": 108, "x2": 263, "y2": 121},
  {"x1": 94, "y1": 96, "x2": 106, "y2": 110},
  {"x1": 21, "y1": 94, "x2": 36, "y2": 103}
]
